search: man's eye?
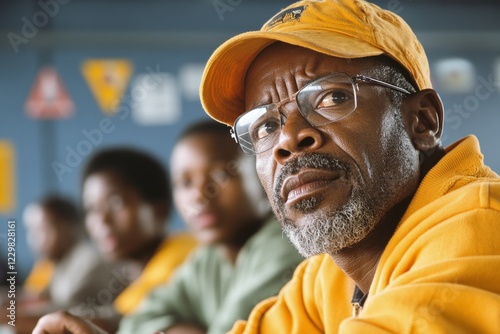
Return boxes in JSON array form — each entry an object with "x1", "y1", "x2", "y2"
[
  {"x1": 254, "y1": 120, "x2": 279, "y2": 140},
  {"x1": 317, "y1": 89, "x2": 350, "y2": 108}
]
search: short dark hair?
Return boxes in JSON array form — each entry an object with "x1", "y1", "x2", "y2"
[
  {"x1": 37, "y1": 194, "x2": 81, "y2": 226},
  {"x1": 82, "y1": 147, "x2": 171, "y2": 215}
]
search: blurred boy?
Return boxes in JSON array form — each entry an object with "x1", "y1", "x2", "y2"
[
  {"x1": 117, "y1": 120, "x2": 304, "y2": 333},
  {"x1": 79, "y1": 147, "x2": 198, "y2": 331}
]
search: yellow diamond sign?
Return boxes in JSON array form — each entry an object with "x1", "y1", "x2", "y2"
[{"x1": 81, "y1": 59, "x2": 133, "y2": 114}]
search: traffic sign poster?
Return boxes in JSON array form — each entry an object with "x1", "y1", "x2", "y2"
[
  {"x1": 25, "y1": 67, "x2": 74, "y2": 119},
  {"x1": 81, "y1": 59, "x2": 133, "y2": 114}
]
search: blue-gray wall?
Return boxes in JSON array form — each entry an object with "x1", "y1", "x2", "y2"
[{"x1": 1, "y1": 0, "x2": 499, "y2": 280}]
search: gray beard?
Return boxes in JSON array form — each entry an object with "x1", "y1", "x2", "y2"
[
  {"x1": 273, "y1": 112, "x2": 417, "y2": 257},
  {"x1": 272, "y1": 152, "x2": 379, "y2": 257},
  {"x1": 281, "y1": 188, "x2": 379, "y2": 257}
]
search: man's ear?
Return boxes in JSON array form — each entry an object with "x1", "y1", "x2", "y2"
[{"x1": 406, "y1": 89, "x2": 444, "y2": 152}]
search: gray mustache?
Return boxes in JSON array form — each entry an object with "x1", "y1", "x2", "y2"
[{"x1": 274, "y1": 153, "x2": 350, "y2": 199}]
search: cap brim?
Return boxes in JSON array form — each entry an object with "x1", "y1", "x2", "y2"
[{"x1": 200, "y1": 30, "x2": 385, "y2": 126}]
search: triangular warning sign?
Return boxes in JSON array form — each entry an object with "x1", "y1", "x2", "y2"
[
  {"x1": 81, "y1": 59, "x2": 133, "y2": 115},
  {"x1": 25, "y1": 67, "x2": 74, "y2": 119}
]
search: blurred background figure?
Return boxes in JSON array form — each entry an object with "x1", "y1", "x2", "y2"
[
  {"x1": 22, "y1": 194, "x2": 116, "y2": 312},
  {"x1": 80, "y1": 147, "x2": 197, "y2": 331},
  {"x1": 117, "y1": 119, "x2": 304, "y2": 334},
  {"x1": 1, "y1": 194, "x2": 120, "y2": 333}
]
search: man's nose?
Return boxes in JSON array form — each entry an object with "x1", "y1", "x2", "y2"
[{"x1": 272, "y1": 107, "x2": 324, "y2": 164}]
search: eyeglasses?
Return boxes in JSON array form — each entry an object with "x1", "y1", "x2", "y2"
[{"x1": 231, "y1": 72, "x2": 412, "y2": 156}]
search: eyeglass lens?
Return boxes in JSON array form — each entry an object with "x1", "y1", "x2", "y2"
[{"x1": 235, "y1": 72, "x2": 358, "y2": 155}]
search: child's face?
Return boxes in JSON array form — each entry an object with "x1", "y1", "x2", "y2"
[
  {"x1": 82, "y1": 171, "x2": 161, "y2": 261},
  {"x1": 171, "y1": 133, "x2": 267, "y2": 247}
]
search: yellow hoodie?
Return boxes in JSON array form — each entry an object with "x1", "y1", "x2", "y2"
[{"x1": 230, "y1": 136, "x2": 500, "y2": 334}]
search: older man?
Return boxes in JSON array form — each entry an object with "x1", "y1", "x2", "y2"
[{"x1": 200, "y1": 0, "x2": 500, "y2": 333}]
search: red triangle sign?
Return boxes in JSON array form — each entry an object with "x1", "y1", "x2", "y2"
[{"x1": 25, "y1": 67, "x2": 75, "y2": 119}]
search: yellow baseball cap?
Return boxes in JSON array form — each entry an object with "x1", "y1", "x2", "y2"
[{"x1": 200, "y1": 0, "x2": 431, "y2": 126}]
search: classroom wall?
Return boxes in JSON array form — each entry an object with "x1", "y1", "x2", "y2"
[{"x1": 0, "y1": 0, "x2": 499, "y2": 281}]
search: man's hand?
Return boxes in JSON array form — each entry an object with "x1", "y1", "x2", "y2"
[{"x1": 32, "y1": 311, "x2": 109, "y2": 334}]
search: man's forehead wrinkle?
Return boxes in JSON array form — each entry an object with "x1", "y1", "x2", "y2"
[
  {"x1": 246, "y1": 52, "x2": 331, "y2": 106},
  {"x1": 253, "y1": 72, "x2": 298, "y2": 105},
  {"x1": 295, "y1": 56, "x2": 336, "y2": 88},
  {"x1": 281, "y1": 72, "x2": 300, "y2": 101},
  {"x1": 276, "y1": 65, "x2": 314, "y2": 97},
  {"x1": 302, "y1": 56, "x2": 324, "y2": 77},
  {"x1": 264, "y1": 70, "x2": 309, "y2": 104}
]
